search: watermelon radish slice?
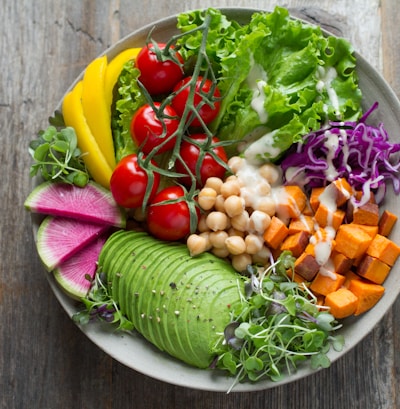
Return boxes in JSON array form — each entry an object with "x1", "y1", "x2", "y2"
[
  {"x1": 53, "y1": 234, "x2": 107, "y2": 299},
  {"x1": 25, "y1": 181, "x2": 126, "y2": 228},
  {"x1": 37, "y1": 216, "x2": 109, "y2": 271}
]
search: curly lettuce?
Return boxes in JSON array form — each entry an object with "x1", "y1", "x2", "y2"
[
  {"x1": 111, "y1": 62, "x2": 146, "y2": 162},
  {"x1": 177, "y1": 7, "x2": 362, "y2": 163}
]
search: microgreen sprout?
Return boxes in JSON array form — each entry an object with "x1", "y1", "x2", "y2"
[
  {"x1": 29, "y1": 115, "x2": 90, "y2": 187},
  {"x1": 214, "y1": 252, "x2": 344, "y2": 387},
  {"x1": 72, "y1": 272, "x2": 134, "y2": 331}
]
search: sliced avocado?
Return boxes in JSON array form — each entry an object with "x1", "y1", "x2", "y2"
[{"x1": 98, "y1": 230, "x2": 244, "y2": 368}]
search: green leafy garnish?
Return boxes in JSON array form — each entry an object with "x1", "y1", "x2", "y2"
[
  {"x1": 29, "y1": 123, "x2": 90, "y2": 187},
  {"x1": 72, "y1": 273, "x2": 134, "y2": 331},
  {"x1": 214, "y1": 252, "x2": 344, "y2": 388},
  {"x1": 112, "y1": 62, "x2": 146, "y2": 162}
]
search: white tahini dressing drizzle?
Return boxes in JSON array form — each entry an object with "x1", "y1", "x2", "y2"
[
  {"x1": 243, "y1": 129, "x2": 281, "y2": 165},
  {"x1": 323, "y1": 130, "x2": 339, "y2": 181},
  {"x1": 316, "y1": 66, "x2": 341, "y2": 119},
  {"x1": 311, "y1": 184, "x2": 340, "y2": 277},
  {"x1": 247, "y1": 62, "x2": 268, "y2": 124}
]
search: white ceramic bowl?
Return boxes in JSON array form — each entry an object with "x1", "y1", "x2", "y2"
[{"x1": 33, "y1": 8, "x2": 400, "y2": 392}]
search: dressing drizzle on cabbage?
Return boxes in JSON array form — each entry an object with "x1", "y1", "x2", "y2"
[{"x1": 281, "y1": 102, "x2": 400, "y2": 204}]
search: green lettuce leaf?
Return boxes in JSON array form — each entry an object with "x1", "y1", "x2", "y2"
[
  {"x1": 111, "y1": 62, "x2": 146, "y2": 162},
  {"x1": 177, "y1": 6, "x2": 362, "y2": 162}
]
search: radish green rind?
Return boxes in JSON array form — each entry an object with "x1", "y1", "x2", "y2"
[
  {"x1": 25, "y1": 181, "x2": 126, "y2": 228},
  {"x1": 97, "y1": 230, "x2": 244, "y2": 369},
  {"x1": 37, "y1": 216, "x2": 108, "y2": 271}
]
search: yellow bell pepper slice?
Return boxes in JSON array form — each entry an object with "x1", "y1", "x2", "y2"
[
  {"x1": 104, "y1": 47, "x2": 141, "y2": 110},
  {"x1": 62, "y1": 81, "x2": 113, "y2": 189},
  {"x1": 81, "y1": 55, "x2": 116, "y2": 169}
]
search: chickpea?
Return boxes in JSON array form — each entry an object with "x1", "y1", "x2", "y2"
[
  {"x1": 227, "y1": 156, "x2": 244, "y2": 173},
  {"x1": 187, "y1": 234, "x2": 208, "y2": 257},
  {"x1": 198, "y1": 187, "x2": 217, "y2": 211},
  {"x1": 225, "y1": 235, "x2": 246, "y2": 255},
  {"x1": 214, "y1": 194, "x2": 226, "y2": 212},
  {"x1": 212, "y1": 246, "x2": 230, "y2": 259},
  {"x1": 197, "y1": 213, "x2": 210, "y2": 233},
  {"x1": 245, "y1": 234, "x2": 264, "y2": 254},
  {"x1": 220, "y1": 179, "x2": 241, "y2": 198},
  {"x1": 204, "y1": 177, "x2": 223, "y2": 194},
  {"x1": 257, "y1": 181, "x2": 271, "y2": 196},
  {"x1": 225, "y1": 174, "x2": 239, "y2": 183},
  {"x1": 224, "y1": 195, "x2": 245, "y2": 218},
  {"x1": 254, "y1": 196, "x2": 276, "y2": 216},
  {"x1": 259, "y1": 163, "x2": 281, "y2": 185},
  {"x1": 248, "y1": 210, "x2": 271, "y2": 234},
  {"x1": 227, "y1": 227, "x2": 245, "y2": 238},
  {"x1": 199, "y1": 231, "x2": 213, "y2": 251},
  {"x1": 231, "y1": 253, "x2": 252, "y2": 273},
  {"x1": 252, "y1": 245, "x2": 272, "y2": 265},
  {"x1": 230, "y1": 210, "x2": 250, "y2": 232},
  {"x1": 240, "y1": 187, "x2": 255, "y2": 208},
  {"x1": 206, "y1": 211, "x2": 229, "y2": 232},
  {"x1": 209, "y1": 230, "x2": 229, "y2": 249}
]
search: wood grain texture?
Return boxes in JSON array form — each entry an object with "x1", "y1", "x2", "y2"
[{"x1": 1, "y1": 0, "x2": 399, "y2": 408}]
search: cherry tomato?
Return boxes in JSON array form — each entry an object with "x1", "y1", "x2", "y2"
[
  {"x1": 110, "y1": 153, "x2": 160, "y2": 208},
  {"x1": 147, "y1": 186, "x2": 198, "y2": 241},
  {"x1": 175, "y1": 134, "x2": 228, "y2": 187},
  {"x1": 172, "y1": 76, "x2": 221, "y2": 127},
  {"x1": 135, "y1": 43, "x2": 184, "y2": 95},
  {"x1": 130, "y1": 102, "x2": 179, "y2": 155}
]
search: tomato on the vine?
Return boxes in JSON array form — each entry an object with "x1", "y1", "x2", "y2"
[
  {"x1": 147, "y1": 186, "x2": 198, "y2": 241},
  {"x1": 130, "y1": 102, "x2": 179, "y2": 155},
  {"x1": 172, "y1": 76, "x2": 221, "y2": 127},
  {"x1": 175, "y1": 134, "x2": 228, "y2": 187},
  {"x1": 110, "y1": 153, "x2": 160, "y2": 208},
  {"x1": 135, "y1": 43, "x2": 184, "y2": 95}
]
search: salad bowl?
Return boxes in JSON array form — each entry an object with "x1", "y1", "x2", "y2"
[{"x1": 32, "y1": 8, "x2": 400, "y2": 392}]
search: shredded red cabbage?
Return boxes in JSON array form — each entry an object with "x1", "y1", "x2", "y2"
[{"x1": 281, "y1": 102, "x2": 400, "y2": 204}]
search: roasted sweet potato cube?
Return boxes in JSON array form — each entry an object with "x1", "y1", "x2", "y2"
[
  {"x1": 378, "y1": 210, "x2": 398, "y2": 237},
  {"x1": 331, "y1": 250, "x2": 354, "y2": 275},
  {"x1": 353, "y1": 190, "x2": 376, "y2": 204},
  {"x1": 349, "y1": 279, "x2": 385, "y2": 316},
  {"x1": 331, "y1": 178, "x2": 353, "y2": 207},
  {"x1": 352, "y1": 202, "x2": 379, "y2": 226},
  {"x1": 291, "y1": 271, "x2": 310, "y2": 285},
  {"x1": 366, "y1": 234, "x2": 400, "y2": 266},
  {"x1": 294, "y1": 253, "x2": 320, "y2": 281},
  {"x1": 346, "y1": 190, "x2": 376, "y2": 223},
  {"x1": 314, "y1": 204, "x2": 346, "y2": 230},
  {"x1": 351, "y1": 223, "x2": 378, "y2": 238},
  {"x1": 356, "y1": 255, "x2": 391, "y2": 284},
  {"x1": 288, "y1": 215, "x2": 315, "y2": 235},
  {"x1": 310, "y1": 187, "x2": 325, "y2": 212},
  {"x1": 343, "y1": 270, "x2": 363, "y2": 289},
  {"x1": 280, "y1": 231, "x2": 310, "y2": 257},
  {"x1": 335, "y1": 224, "x2": 373, "y2": 259},
  {"x1": 302, "y1": 202, "x2": 314, "y2": 217},
  {"x1": 275, "y1": 185, "x2": 307, "y2": 218},
  {"x1": 324, "y1": 288, "x2": 358, "y2": 318},
  {"x1": 310, "y1": 270, "x2": 346, "y2": 296},
  {"x1": 263, "y1": 216, "x2": 289, "y2": 249},
  {"x1": 305, "y1": 229, "x2": 336, "y2": 258}
]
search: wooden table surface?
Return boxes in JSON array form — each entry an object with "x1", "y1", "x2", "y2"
[{"x1": 2, "y1": 0, "x2": 399, "y2": 408}]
